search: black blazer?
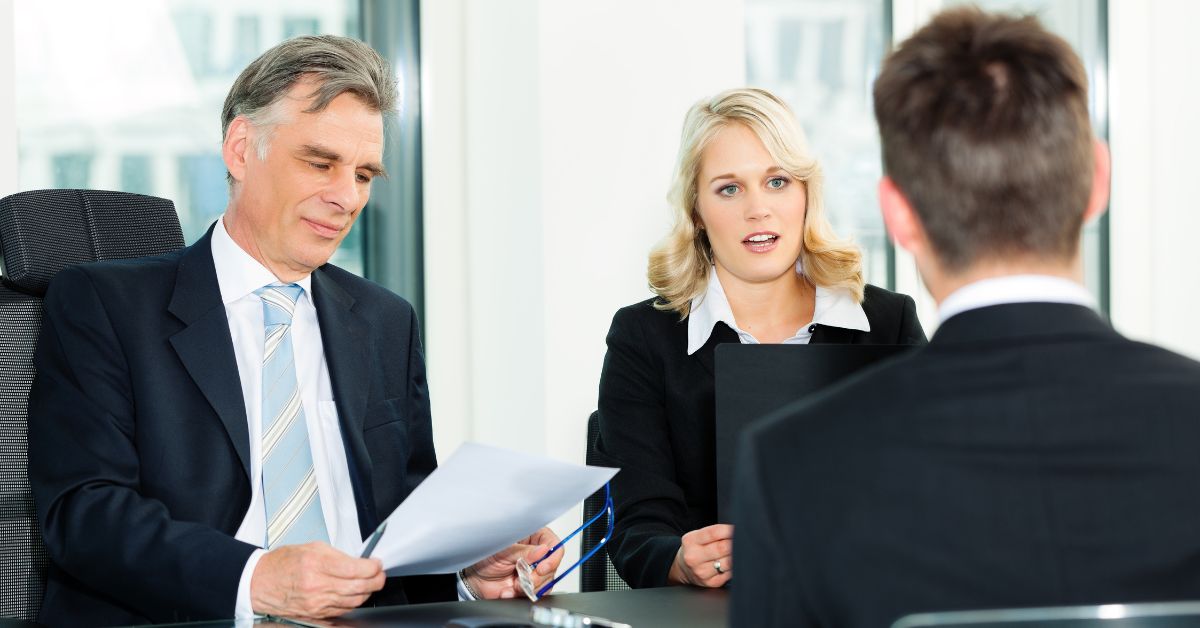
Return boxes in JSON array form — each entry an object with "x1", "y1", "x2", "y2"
[
  {"x1": 732, "y1": 303, "x2": 1200, "y2": 628},
  {"x1": 594, "y1": 284, "x2": 925, "y2": 589},
  {"x1": 28, "y1": 229, "x2": 453, "y2": 627}
]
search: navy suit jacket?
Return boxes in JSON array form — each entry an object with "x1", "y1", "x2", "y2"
[
  {"x1": 732, "y1": 303, "x2": 1200, "y2": 627},
  {"x1": 29, "y1": 229, "x2": 453, "y2": 627}
]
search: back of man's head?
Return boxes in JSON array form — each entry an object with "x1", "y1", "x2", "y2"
[{"x1": 873, "y1": 7, "x2": 1093, "y2": 272}]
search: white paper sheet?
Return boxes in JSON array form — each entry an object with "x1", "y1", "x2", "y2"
[{"x1": 361, "y1": 442, "x2": 618, "y2": 576}]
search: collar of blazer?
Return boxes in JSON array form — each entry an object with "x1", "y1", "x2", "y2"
[
  {"x1": 931, "y1": 302, "x2": 1115, "y2": 347},
  {"x1": 691, "y1": 319, "x2": 864, "y2": 378}
]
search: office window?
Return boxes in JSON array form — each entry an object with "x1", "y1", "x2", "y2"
[
  {"x1": 14, "y1": 0, "x2": 363, "y2": 275},
  {"x1": 231, "y1": 15, "x2": 262, "y2": 72},
  {"x1": 177, "y1": 154, "x2": 228, "y2": 238},
  {"x1": 171, "y1": 9, "x2": 214, "y2": 78},
  {"x1": 284, "y1": 17, "x2": 321, "y2": 39},
  {"x1": 51, "y1": 153, "x2": 93, "y2": 189},
  {"x1": 746, "y1": 0, "x2": 892, "y2": 288},
  {"x1": 120, "y1": 155, "x2": 154, "y2": 196}
]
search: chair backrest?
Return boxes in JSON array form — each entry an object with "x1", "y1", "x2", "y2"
[
  {"x1": 892, "y1": 601, "x2": 1200, "y2": 628},
  {"x1": 0, "y1": 189, "x2": 185, "y2": 622},
  {"x1": 580, "y1": 410, "x2": 629, "y2": 592}
]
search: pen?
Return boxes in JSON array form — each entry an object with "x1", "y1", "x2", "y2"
[{"x1": 360, "y1": 521, "x2": 387, "y2": 558}]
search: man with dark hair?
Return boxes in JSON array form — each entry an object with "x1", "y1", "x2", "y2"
[
  {"x1": 29, "y1": 35, "x2": 559, "y2": 627},
  {"x1": 730, "y1": 8, "x2": 1200, "y2": 627}
]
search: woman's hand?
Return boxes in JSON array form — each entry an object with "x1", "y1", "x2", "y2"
[{"x1": 667, "y1": 524, "x2": 733, "y2": 587}]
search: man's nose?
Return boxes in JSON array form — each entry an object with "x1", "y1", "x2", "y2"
[{"x1": 323, "y1": 169, "x2": 359, "y2": 212}]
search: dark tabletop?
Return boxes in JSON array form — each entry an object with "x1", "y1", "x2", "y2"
[{"x1": 138, "y1": 587, "x2": 728, "y2": 628}]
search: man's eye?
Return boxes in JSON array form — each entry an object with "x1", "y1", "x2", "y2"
[
  {"x1": 719, "y1": 184, "x2": 739, "y2": 197},
  {"x1": 310, "y1": 162, "x2": 331, "y2": 171},
  {"x1": 356, "y1": 173, "x2": 372, "y2": 183}
]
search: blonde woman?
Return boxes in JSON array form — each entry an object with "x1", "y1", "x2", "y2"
[{"x1": 594, "y1": 88, "x2": 925, "y2": 589}]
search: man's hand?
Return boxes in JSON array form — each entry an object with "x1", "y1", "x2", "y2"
[
  {"x1": 462, "y1": 527, "x2": 563, "y2": 599},
  {"x1": 667, "y1": 524, "x2": 733, "y2": 588},
  {"x1": 251, "y1": 542, "x2": 386, "y2": 619}
]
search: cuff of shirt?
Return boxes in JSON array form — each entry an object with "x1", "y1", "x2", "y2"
[
  {"x1": 456, "y1": 570, "x2": 475, "y2": 601},
  {"x1": 236, "y1": 548, "x2": 268, "y2": 620}
]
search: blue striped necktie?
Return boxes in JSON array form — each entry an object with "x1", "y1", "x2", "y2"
[{"x1": 255, "y1": 283, "x2": 329, "y2": 549}]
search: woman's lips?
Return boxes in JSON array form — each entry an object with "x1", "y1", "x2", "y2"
[{"x1": 742, "y1": 232, "x2": 779, "y2": 253}]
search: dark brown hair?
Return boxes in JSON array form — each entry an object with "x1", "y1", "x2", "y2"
[{"x1": 873, "y1": 7, "x2": 1093, "y2": 270}]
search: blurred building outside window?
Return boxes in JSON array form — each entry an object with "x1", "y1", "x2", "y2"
[{"x1": 14, "y1": 0, "x2": 364, "y2": 274}]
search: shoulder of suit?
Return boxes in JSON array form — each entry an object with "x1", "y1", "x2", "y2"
[
  {"x1": 316, "y1": 263, "x2": 414, "y2": 312},
  {"x1": 861, "y1": 283, "x2": 912, "y2": 310},
  {"x1": 860, "y1": 283, "x2": 918, "y2": 327},
  {"x1": 53, "y1": 247, "x2": 184, "y2": 288},
  {"x1": 611, "y1": 295, "x2": 684, "y2": 330}
]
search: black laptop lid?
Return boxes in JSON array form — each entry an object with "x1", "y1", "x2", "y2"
[{"x1": 714, "y1": 343, "x2": 914, "y2": 520}]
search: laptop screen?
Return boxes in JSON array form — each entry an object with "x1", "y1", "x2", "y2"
[{"x1": 714, "y1": 343, "x2": 914, "y2": 520}]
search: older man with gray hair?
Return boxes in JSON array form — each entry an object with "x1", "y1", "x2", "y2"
[{"x1": 29, "y1": 35, "x2": 560, "y2": 627}]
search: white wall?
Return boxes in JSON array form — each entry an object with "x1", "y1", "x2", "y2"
[
  {"x1": 422, "y1": 0, "x2": 745, "y2": 590},
  {"x1": 1108, "y1": 0, "x2": 1200, "y2": 360},
  {"x1": 0, "y1": 0, "x2": 16, "y2": 197}
]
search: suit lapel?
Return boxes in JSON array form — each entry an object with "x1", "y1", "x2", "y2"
[
  {"x1": 694, "y1": 322, "x2": 739, "y2": 377},
  {"x1": 310, "y1": 267, "x2": 376, "y2": 529},
  {"x1": 166, "y1": 230, "x2": 252, "y2": 479}
]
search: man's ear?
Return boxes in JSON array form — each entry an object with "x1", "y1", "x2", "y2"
[
  {"x1": 222, "y1": 117, "x2": 251, "y2": 184},
  {"x1": 879, "y1": 176, "x2": 927, "y2": 257},
  {"x1": 1083, "y1": 138, "x2": 1111, "y2": 224}
]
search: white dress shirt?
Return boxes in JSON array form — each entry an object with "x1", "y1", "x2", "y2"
[
  {"x1": 687, "y1": 263, "x2": 870, "y2": 355},
  {"x1": 937, "y1": 274, "x2": 1096, "y2": 324},
  {"x1": 210, "y1": 218, "x2": 362, "y2": 619}
]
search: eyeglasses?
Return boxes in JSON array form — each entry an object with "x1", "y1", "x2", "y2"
[{"x1": 516, "y1": 482, "x2": 614, "y2": 602}]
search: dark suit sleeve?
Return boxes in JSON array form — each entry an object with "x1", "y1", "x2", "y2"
[
  {"x1": 396, "y1": 310, "x2": 456, "y2": 603},
  {"x1": 29, "y1": 266, "x2": 257, "y2": 621},
  {"x1": 730, "y1": 429, "x2": 812, "y2": 628},
  {"x1": 897, "y1": 294, "x2": 927, "y2": 345},
  {"x1": 594, "y1": 307, "x2": 685, "y2": 588}
]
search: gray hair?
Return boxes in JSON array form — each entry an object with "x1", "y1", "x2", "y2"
[{"x1": 221, "y1": 35, "x2": 398, "y2": 183}]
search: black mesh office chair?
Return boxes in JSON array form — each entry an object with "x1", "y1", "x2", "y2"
[
  {"x1": 580, "y1": 410, "x2": 629, "y2": 592},
  {"x1": 0, "y1": 190, "x2": 185, "y2": 624}
]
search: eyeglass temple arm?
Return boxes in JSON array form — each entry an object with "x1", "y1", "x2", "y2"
[
  {"x1": 530, "y1": 483, "x2": 612, "y2": 569},
  {"x1": 534, "y1": 492, "x2": 615, "y2": 599}
]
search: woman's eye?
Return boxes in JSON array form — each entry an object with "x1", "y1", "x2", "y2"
[
  {"x1": 719, "y1": 184, "x2": 739, "y2": 197},
  {"x1": 767, "y1": 177, "x2": 787, "y2": 189}
]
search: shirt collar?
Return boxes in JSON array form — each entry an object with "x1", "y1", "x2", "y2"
[
  {"x1": 686, "y1": 263, "x2": 870, "y2": 355},
  {"x1": 211, "y1": 216, "x2": 313, "y2": 305},
  {"x1": 937, "y1": 274, "x2": 1095, "y2": 324}
]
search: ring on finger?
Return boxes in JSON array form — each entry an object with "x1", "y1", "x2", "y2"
[{"x1": 713, "y1": 559, "x2": 724, "y2": 575}]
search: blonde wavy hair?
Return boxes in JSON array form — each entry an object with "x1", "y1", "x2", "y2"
[{"x1": 648, "y1": 87, "x2": 865, "y2": 318}]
